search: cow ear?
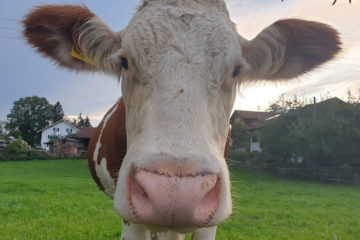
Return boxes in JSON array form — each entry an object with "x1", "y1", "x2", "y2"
[
  {"x1": 23, "y1": 5, "x2": 122, "y2": 74},
  {"x1": 242, "y1": 19, "x2": 341, "y2": 80}
]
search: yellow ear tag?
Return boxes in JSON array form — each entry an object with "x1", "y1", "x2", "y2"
[{"x1": 71, "y1": 46, "x2": 96, "y2": 66}]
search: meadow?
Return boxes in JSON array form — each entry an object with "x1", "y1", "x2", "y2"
[{"x1": 0, "y1": 159, "x2": 359, "y2": 240}]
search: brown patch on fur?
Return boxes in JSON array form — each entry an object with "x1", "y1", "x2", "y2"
[
  {"x1": 88, "y1": 98, "x2": 127, "y2": 192},
  {"x1": 23, "y1": 5, "x2": 95, "y2": 67},
  {"x1": 224, "y1": 128, "x2": 231, "y2": 158},
  {"x1": 272, "y1": 19, "x2": 341, "y2": 79},
  {"x1": 88, "y1": 99, "x2": 230, "y2": 195}
]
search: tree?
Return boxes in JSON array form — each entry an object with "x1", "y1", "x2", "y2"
[
  {"x1": 76, "y1": 113, "x2": 92, "y2": 128},
  {"x1": 7, "y1": 129, "x2": 22, "y2": 139},
  {"x1": 267, "y1": 94, "x2": 315, "y2": 115},
  {"x1": 231, "y1": 122, "x2": 249, "y2": 151},
  {"x1": 64, "y1": 113, "x2": 92, "y2": 128},
  {"x1": 77, "y1": 113, "x2": 85, "y2": 128},
  {"x1": 260, "y1": 94, "x2": 360, "y2": 169},
  {"x1": 331, "y1": 0, "x2": 352, "y2": 5},
  {"x1": 3, "y1": 137, "x2": 29, "y2": 155},
  {"x1": 0, "y1": 124, "x2": 5, "y2": 140},
  {"x1": 83, "y1": 115, "x2": 92, "y2": 128},
  {"x1": 281, "y1": 0, "x2": 351, "y2": 5},
  {"x1": 51, "y1": 101, "x2": 64, "y2": 123},
  {"x1": 6, "y1": 96, "x2": 53, "y2": 146}
]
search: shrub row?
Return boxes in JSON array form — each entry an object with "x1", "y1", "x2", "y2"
[{"x1": 0, "y1": 151, "x2": 86, "y2": 161}]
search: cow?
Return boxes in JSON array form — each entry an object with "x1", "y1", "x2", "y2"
[{"x1": 23, "y1": 1, "x2": 341, "y2": 239}]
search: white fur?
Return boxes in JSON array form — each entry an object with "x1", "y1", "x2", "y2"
[
  {"x1": 192, "y1": 227, "x2": 217, "y2": 240},
  {"x1": 120, "y1": 222, "x2": 215, "y2": 240},
  {"x1": 121, "y1": 222, "x2": 186, "y2": 240},
  {"x1": 242, "y1": 26, "x2": 287, "y2": 80},
  {"x1": 78, "y1": 16, "x2": 122, "y2": 75},
  {"x1": 93, "y1": 100, "x2": 120, "y2": 198}
]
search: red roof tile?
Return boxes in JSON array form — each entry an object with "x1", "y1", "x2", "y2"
[
  {"x1": 231, "y1": 110, "x2": 274, "y2": 121},
  {"x1": 76, "y1": 127, "x2": 96, "y2": 139}
]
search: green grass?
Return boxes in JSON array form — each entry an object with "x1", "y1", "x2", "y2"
[{"x1": 0, "y1": 160, "x2": 359, "y2": 240}]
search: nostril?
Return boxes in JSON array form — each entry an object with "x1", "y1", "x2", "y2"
[
  {"x1": 193, "y1": 177, "x2": 221, "y2": 223},
  {"x1": 128, "y1": 172, "x2": 153, "y2": 218}
]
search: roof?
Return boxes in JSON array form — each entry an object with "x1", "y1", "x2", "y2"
[
  {"x1": 313, "y1": 97, "x2": 346, "y2": 107},
  {"x1": 231, "y1": 110, "x2": 274, "y2": 121},
  {"x1": 76, "y1": 127, "x2": 96, "y2": 139},
  {"x1": 230, "y1": 110, "x2": 275, "y2": 132},
  {"x1": 37, "y1": 119, "x2": 80, "y2": 133}
]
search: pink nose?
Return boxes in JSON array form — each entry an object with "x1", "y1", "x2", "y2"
[{"x1": 128, "y1": 168, "x2": 221, "y2": 227}]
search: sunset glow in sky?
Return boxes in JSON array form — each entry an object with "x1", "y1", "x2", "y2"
[
  {"x1": 0, "y1": 0, "x2": 359, "y2": 126},
  {"x1": 229, "y1": 0, "x2": 360, "y2": 111}
]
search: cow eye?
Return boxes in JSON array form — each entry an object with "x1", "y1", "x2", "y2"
[
  {"x1": 121, "y1": 57, "x2": 128, "y2": 70},
  {"x1": 232, "y1": 66, "x2": 241, "y2": 78}
]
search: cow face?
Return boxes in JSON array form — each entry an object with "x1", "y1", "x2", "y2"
[
  {"x1": 116, "y1": 3, "x2": 243, "y2": 230},
  {"x1": 23, "y1": 0, "x2": 341, "y2": 233}
]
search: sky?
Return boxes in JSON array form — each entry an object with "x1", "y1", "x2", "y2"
[{"x1": 0, "y1": 0, "x2": 359, "y2": 126}]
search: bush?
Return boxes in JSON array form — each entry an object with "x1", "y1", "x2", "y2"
[
  {"x1": 228, "y1": 151, "x2": 251, "y2": 162},
  {"x1": 0, "y1": 148, "x2": 86, "y2": 161},
  {"x1": 260, "y1": 98, "x2": 360, "y2": 169},
  {"x1": 227, "y1": 150, "x2": 270, "y2": 170},
  {"x1": 65, "y1": 133, "x2": 78, "y2": 139},
  {"x1": 0, "y1": 153, "x2": 28, "y2": 161},
  {"x1": 230, "y1": 122, "x2": 249, "y2": 151},
  {"x1": 3, "y1": 137, "x2": 29, "y2": 155}
]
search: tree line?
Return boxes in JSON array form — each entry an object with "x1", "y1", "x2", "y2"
[
  {"x1": 1, "y1": 96, "x2": 92, "y2": 146},
  {"x1": 260, "y1": 90, "x2": 360, "y2": 170}
]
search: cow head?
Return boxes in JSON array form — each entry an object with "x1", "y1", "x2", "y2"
[{"x1": 23, "y1": 0, "x2": 341, "y2": 233}]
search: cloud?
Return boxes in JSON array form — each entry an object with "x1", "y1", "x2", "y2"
[
  {"x1": 227, "y1": 0, "x2": 360, "y2": 110},
  {"x1": 1, "y1": 0, "x2": 359, "y2": 123}
]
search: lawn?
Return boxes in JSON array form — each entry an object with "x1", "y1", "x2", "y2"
[{"x1": 0, "y1": 160, "x2": 359, "y2": 240}]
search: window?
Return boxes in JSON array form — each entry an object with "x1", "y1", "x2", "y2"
[
  {"x1": 53, "y1": 128, "x2": 59, "y2": 132},
  {"x1": 251, "y1": 135, "x2": 259, "y2": 143},
  {"x1": 48, "y1": 135, "x2": 51, "y2": 139},
  {"x1": 66, "y1": 128, "x2": 73, "y2": 133}
]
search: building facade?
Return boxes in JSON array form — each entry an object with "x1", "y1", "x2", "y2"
[
  {"x1": 230, "y1": 110, "x2": 274, "y2": 152},
  {"x1": 39, "y1": 120, "x2": 80, "y2": 150}
]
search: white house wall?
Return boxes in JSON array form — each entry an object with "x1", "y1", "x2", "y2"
[{"x1": 41, "y1": 122, "x2": 79, "y2": 150}]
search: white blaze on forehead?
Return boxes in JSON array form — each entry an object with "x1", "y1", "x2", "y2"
[
  {"x1": 93, "y1": 99, "x2": 120, "y2": 198},
  {"x1": 122, "y1": 2, "x2": 241, "y2": 77}
]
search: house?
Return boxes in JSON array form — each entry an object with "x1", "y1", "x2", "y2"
[
  {"x1": 42, "y1": 127, "x2": 96, "y2": 157},
  {"x1": 0, "y1": 121, "x2": 5, "y2": 135},
  {"x1": 38, "y1": 119, "x2": 80, "y2": 150},
  {"x1": 76, "y1": 127, "x2": 96, "y2": 155},
  {"x1": 0, "y1": 120, "x2": 5, "y2": 129},
  {"x1": 230, "y1": 110, "x2": 274, "y2": 152},
  {"x1": 47, "y1": 138, "x2": 81, "y2": 157}
]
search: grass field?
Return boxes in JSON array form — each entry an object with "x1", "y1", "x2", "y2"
[{"x1": 0, "y1": 160, "x2": 359, "y2": 240}]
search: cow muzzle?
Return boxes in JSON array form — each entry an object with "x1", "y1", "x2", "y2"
[{"x1": 127, "y1": 166, "x2": 222, "y2": 228}]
